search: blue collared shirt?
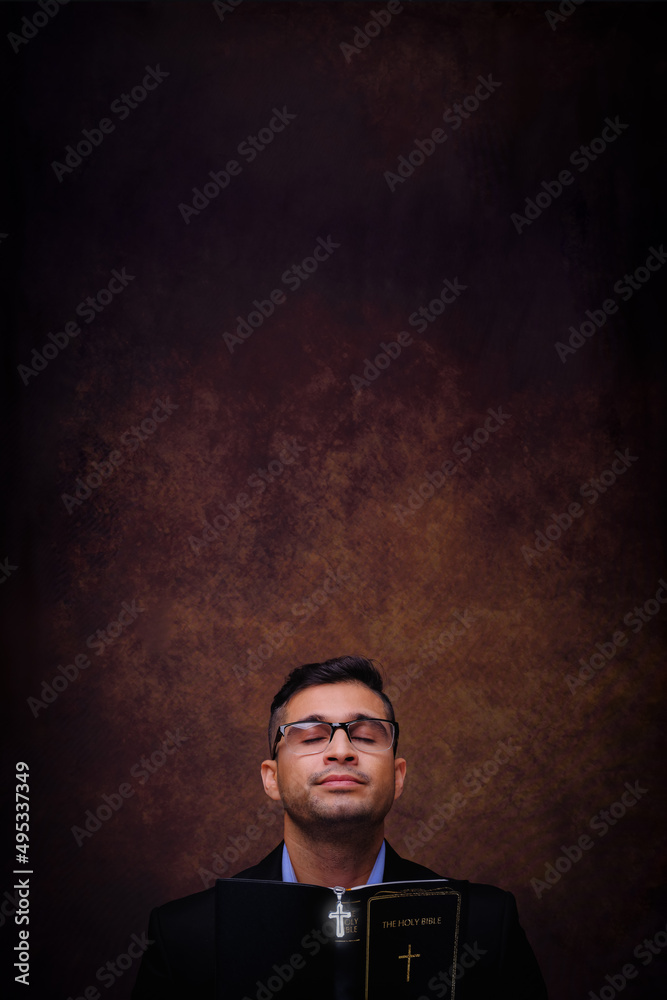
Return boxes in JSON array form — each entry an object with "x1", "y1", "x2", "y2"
[{"x1": 282, "y1": 840, "x2": 386, "y2": 887}]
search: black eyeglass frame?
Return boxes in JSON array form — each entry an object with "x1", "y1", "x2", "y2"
[{"x1": 271, "y1": 718, "x2": 399, "y2": 759}]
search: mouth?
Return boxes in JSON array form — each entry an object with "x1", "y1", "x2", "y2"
[{"x1": 317, "y1": 773, "x2": 366, "y2": 788}]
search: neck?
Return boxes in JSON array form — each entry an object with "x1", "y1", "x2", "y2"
[{"x1": 283, "y1": 819, "x2": 384, "y2": 888}]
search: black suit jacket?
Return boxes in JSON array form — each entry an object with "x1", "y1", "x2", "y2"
[{"x1": 131, "y1": 842, "x2": 547, "y2": 999}]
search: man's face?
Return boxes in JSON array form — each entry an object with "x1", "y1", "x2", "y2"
[{"x1": 261, "y1": 681, "x2": 406, "y2": 833}]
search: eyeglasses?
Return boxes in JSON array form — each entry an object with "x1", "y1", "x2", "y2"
[{"x1": 272, "y1": 718, "x2": 398, "y2": 758}]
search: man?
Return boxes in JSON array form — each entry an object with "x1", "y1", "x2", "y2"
[{"x1": 132, "y1": 655, "x2": 548, "y2": 998}]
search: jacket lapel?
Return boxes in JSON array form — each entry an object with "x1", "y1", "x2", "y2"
[{"x1": 232, "y1": 842, "x2": 284, "y2": 880}]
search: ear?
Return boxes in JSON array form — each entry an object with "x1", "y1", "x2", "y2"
[
  {"x1": 393, "y1": 756, "x2": 407, "y2": 801},
  {"x1": 261, "y1": 759, "x2": 281, "y2": 802}
]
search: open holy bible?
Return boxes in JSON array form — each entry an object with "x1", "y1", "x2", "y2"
[{"x1": 214, "y1": 877, "x2": 462, "y2": 999}]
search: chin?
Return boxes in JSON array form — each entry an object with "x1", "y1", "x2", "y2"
[{"x1": 309, "y1": 801, "x2": 385, "y2": 826}]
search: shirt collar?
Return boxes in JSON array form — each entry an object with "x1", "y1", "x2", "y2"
[{"x1": 281, "y1": 840, "x2": 386, "y2": 886}]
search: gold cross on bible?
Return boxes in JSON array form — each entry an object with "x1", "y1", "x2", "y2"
[{"x1": 398, "y1": 943, "x2": 421, "y2": 982}]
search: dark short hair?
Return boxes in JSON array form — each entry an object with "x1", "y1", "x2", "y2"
[{"x1": 268, "y1": 655, "x2": 396, "y2": 754}]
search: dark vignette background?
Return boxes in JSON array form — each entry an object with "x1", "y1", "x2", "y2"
[{"x1": 2, "y1": 1, "x2": 666, "y2": 997}]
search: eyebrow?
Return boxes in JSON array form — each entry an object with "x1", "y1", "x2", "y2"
[{"x1": 288, "y1": 713, "x2": 379, "y2": 725}]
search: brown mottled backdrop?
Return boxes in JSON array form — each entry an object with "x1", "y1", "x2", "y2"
[{"x1": 3, "y1": 1, "x2": 666, "y2": 997}]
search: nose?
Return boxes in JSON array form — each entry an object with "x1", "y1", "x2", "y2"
[{"x1": 325, "y1": 727, "x2": 358, "y2": 761}]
